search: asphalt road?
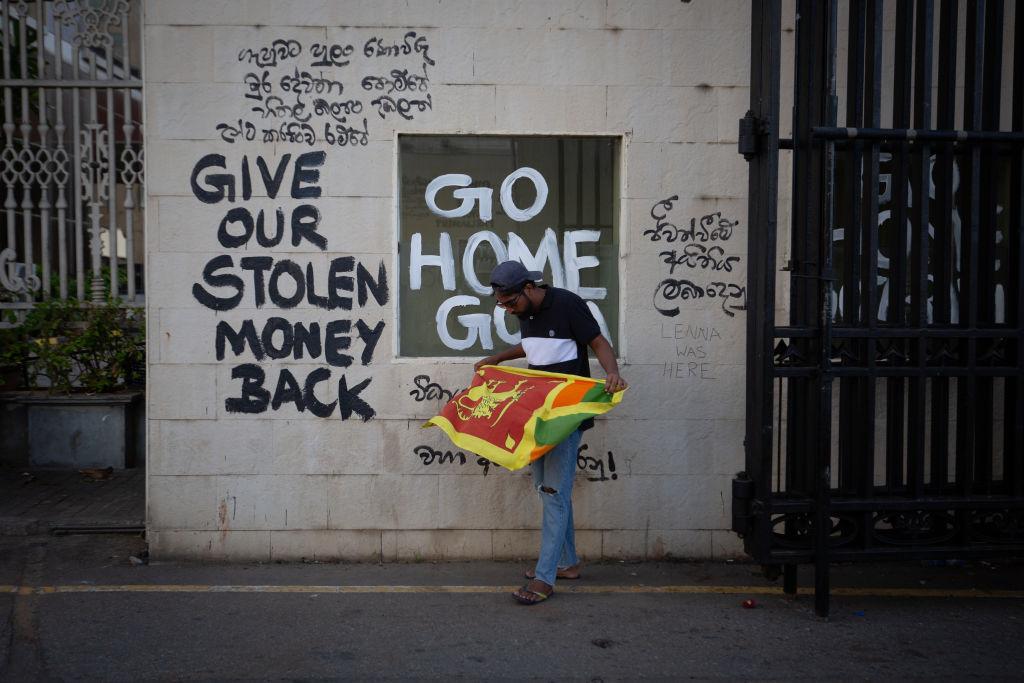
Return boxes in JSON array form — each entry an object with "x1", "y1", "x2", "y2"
[{"x1": 1, "y1": 534, "x2": 1022, "y2": 680}]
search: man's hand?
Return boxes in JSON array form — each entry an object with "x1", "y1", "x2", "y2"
[
  {"x1": 604, "y1": 372, "x2": 628, "y2": 394},
  {"x1": 474, "y1": 356, "x2": 497, "y2": 373}
]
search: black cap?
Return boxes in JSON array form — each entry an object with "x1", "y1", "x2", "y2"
[{"x1": 489, "y1": 260, "x2": 542, "y2": 292}]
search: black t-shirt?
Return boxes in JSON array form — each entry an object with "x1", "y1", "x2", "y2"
[{"x1": 518, "y1": 285, "x2": 601, "y2": 377}]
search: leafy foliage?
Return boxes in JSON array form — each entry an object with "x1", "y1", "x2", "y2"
[{"x1": 0, "y1": 298, "x2": 145, "y2": 393}]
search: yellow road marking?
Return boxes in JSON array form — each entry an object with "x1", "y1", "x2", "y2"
[{"x1": 0, "y1": 584, "x2": 1021, "y2": 598}]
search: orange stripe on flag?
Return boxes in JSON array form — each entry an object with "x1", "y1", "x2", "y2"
[
  {"x1": 529, "y1": 444, "x2": 555, "y2": 461},
  {"x1": 551, "y1": 380, "x2": 595, "y2": 409}
]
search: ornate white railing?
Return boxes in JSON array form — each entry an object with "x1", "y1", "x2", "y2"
[{"x1": 0, "y1": 0, "x2": 143, "y2": 312}]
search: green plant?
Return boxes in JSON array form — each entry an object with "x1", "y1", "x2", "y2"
[{"x1": 0, "y1": 298, "x2": 145, "y2": 393}]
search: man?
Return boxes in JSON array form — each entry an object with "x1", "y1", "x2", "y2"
[{"x1": 475, "y1": 260, "x2": 627, "y2": 605}]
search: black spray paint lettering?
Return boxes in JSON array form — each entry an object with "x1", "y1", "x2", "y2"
[
  {"x1": 310, "y1": 42, "x2": 355, "y2": 68},
  {"x1": 652, "y1": 278, "x2": 746, "y2": 318},
  {"x1": 280, "y1": 68, "x2": 345, "y2": 96},
  {"x1": 659, "y1": 244, "x2": 741, "y2": 274},
  {"x1": 363, "y1": 31, "x2": 434, "y2": 65},
  {"x1": 409, "y1": 375, "x2": 455, "y2": 402},
  {"x1": 369, "y1": 93, "x2": 432, "y2": 121},
  {"x1": 189, "y1": 152, "x2": 325, "y2": 204},
  {"x1": 190, "y1": 149, "x2": 387, "y2": 421},
  {"x1": 361, "y1": 63, "x2": 430, "y2": 93},
  {"x1": 218, "y1": 32, "x2": 435, "y2": 146},
  {"x1": 223, "y1": 363, "x2": 374, "y2": 421},
  {"x1": 576, "y1": 444, "x2": 617, "y2": 482},
  {"x1": 643, "y1": 202, "x2": 739, "y2": 244},
  {"x1": 237, "y1": 39, "x2": 302, "y2": 68},
  {"x1": 661, "y1": 361, "x2": 715, "y2": 380},
  {"x1": 215, "y1": 318, "x2": 384, "y2": 367},
  {"x1": 415, "y1": 445, "x2": 466, "y2": 465},
  {"x1": 413, "y1": 443, "x2": 617, "y2": 482},
  {"x1": 192, "y1": 256, "x2": 388, "y2": 312},
  {"x1": 661, "y1": 323, "x2": 722, "y2": 341},
  {"x1": 414, "y1": 445, "x2": 497, "y2": 475},
  {"x1": 323, "y1": 119, "x2": 370, "y2": 147}
]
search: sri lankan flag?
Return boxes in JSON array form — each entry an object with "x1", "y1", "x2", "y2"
[{"x1": 423, "y1": 365, "x2": 625, "y2": 471}]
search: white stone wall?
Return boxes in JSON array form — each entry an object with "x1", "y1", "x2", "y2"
[{"x1": 144, "y1": 0, "x2": 758, "y2": 561}]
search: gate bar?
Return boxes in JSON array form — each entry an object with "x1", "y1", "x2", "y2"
[{"x1": 811, "y1": 126, "x2": 1024, "y2": 143}]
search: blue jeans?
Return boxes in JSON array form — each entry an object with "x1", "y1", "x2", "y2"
[{"x1": 530, "y1": 428, "x2": 582, "y2": 586}]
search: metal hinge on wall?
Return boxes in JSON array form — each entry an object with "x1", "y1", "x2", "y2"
[{"x1": 738, "y1": 110, "x2": 769, "y2": 161}]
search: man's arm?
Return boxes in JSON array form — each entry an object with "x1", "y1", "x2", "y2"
[
  {"x1": 589, "y1": 335, "x2": 627, "y2": 393},
  {"x1": 474, "y1": 343, "x2": 526, "y2": 373}
]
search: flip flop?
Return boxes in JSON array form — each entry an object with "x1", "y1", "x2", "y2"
[
  {"x1": 524, "y1": 565, "x2": 581, "y2": 580},
  {"x1": 512, "y1": 584, "x2": 554, "y2": 605}
]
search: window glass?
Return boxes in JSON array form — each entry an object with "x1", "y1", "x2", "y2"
[{"x1": 398, "y1": 135, "x2": 620, "y2": 356}]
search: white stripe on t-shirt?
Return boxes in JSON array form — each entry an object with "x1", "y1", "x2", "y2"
[{"x1": 521, "y1": 337, "x2": 577, "y2": 366}]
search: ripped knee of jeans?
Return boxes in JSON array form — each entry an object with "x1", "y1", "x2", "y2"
[{"x1": 538, "y1": 485, "x2": 557, "y2": 495}]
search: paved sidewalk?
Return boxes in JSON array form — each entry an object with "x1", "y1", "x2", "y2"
[
  {"x1": 1, "y1": 534, "x2": 1022, "y2": 680},
  {"x1": 0, "y1": 467, "x2": 145, "y2": 535}
]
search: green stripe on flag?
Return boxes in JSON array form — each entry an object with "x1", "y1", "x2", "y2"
[
  {"x1": 581, "y1": 384, "x2": 612, "y2": 403},
  {"x1": 534, "y1": 413, "x2": 593, "y2": 446}
]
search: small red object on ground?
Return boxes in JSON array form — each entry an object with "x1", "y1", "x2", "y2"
[{"x1": 742, "y1": 599, "x2": 757, "y2": 609}]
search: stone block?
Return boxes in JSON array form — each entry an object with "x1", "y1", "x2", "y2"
[
  {"x1": 574, "y1": 529, "x2": 602, "y2": 560},
  {"x1": 144, "y1": 26, "x2": 215, "y2": 83},
  {"x1": 363, "y1": 85, "x2": 498, "y2": 142},
  {"x1": 712, "y1": 529, "x2": 745, "y2": 559},
  {"x1": 494, "y1": 527, "x2": 600, "y2": 560},
  {"x1": 491, "y1": 529, "x2": 538, "y2": 560},
  {"x1": 381, "y1": 418, "x2": 496, "y2": 477},
  {"x1": 148, "y1": 530, "x2": 272, "y2": 562},
  {"x1": 470, "y1": 29, "x2": 669, "y2": 87},
  {"x1": 606, "y1": 0, "x2": 749, "y2": 30},
  {"x1": 325, "y1": 474, "x2": 439, "y2": 530},
  {"x1": 647, "y1": 529, "x2": 713, "y2": 560},
  {"x1": 269, "y1": 529, "x2": 384, "y2": 561},
  {"x1": 600, "y1": 418, "x2": 714, "y2": 476},
  {"x1": 436, "y1": 474, "x2": 538, "y2": 529},
  {"x1": 715, "y1": 86, "x2": 750, "y2": 143},
  {"x1": 271, "y1": 419, "x2": 384, "y2": 475},
  {"x1": 319, "y1": 141, "x2": 394, "y2": 198},
  {"x1": 381, "y1": 529, "x2": 399, "y2": 561},
  {"x1": 667, "y1": 29, "x2": 749, "y2": 87},
  {"x1": 607, "y1": 86, "x2": 717, "y2": 143},
  {"x1": 393, "y1": 529, "x2": 493, "y2": 560},
  {"x1": 148, "y1": 474, "x2": 223, "y2": 530},
  {"x1": 610, "y1": 363, "x2": 745, "y2": 422},
  {"x1": 149, "y1": 416, "x2": 274, "y2": 476},
  {"x1": 660, "y1": 141, "x2": 748, "y2": 200},
  {"x1": 145, "y1": 1, "x2": 251, "y2": 25},
  {"x1": 153, "y1": 474, "x2": 334, "y2": 531},
  {"x1": 148, "y1": 364, "x2": 219, "y2": 419},
  {"x1": 211, "y1": 26, "x2": 328, "y2": 84},
  {"x1": 621, "y1": 244, "x2": 748, "y2": 321},
  {"x1": 494, "y1": 86, "x2": 607, "y2": 133},
  {"x1": 623, "y1": 141, "x2": 664, "y2": 200},
  {"x1": 146, "y1": 82, "x2": 248, "y2": 141},
  {"x1": 621, "y1": 309, "x2": 746, "y2": 367},
  {"x1": 488, "y1": 1, "x2": 605, "y2": 29},
  {"x1": 601, "y1": 530, "x2": 645, "y2": 559},
  {"x1": 623, "y1": 195, "x2": 747, "y2": 260},
  {"x1": 574, "y1": 473, "x2": 731, "y2": 529}
]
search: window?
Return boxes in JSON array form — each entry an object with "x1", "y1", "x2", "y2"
[{"x1": 398, "y1": 135, "x2": 620, "y2": 357}]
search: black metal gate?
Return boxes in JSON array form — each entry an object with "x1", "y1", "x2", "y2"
[{"x1": 735, "y1": 0, "x2": 1024, "y2": 616}]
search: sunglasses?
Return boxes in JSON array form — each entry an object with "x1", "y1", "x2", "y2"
[{"x1": 495, "y1": 290, "x2": 523, "y2": 310}]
